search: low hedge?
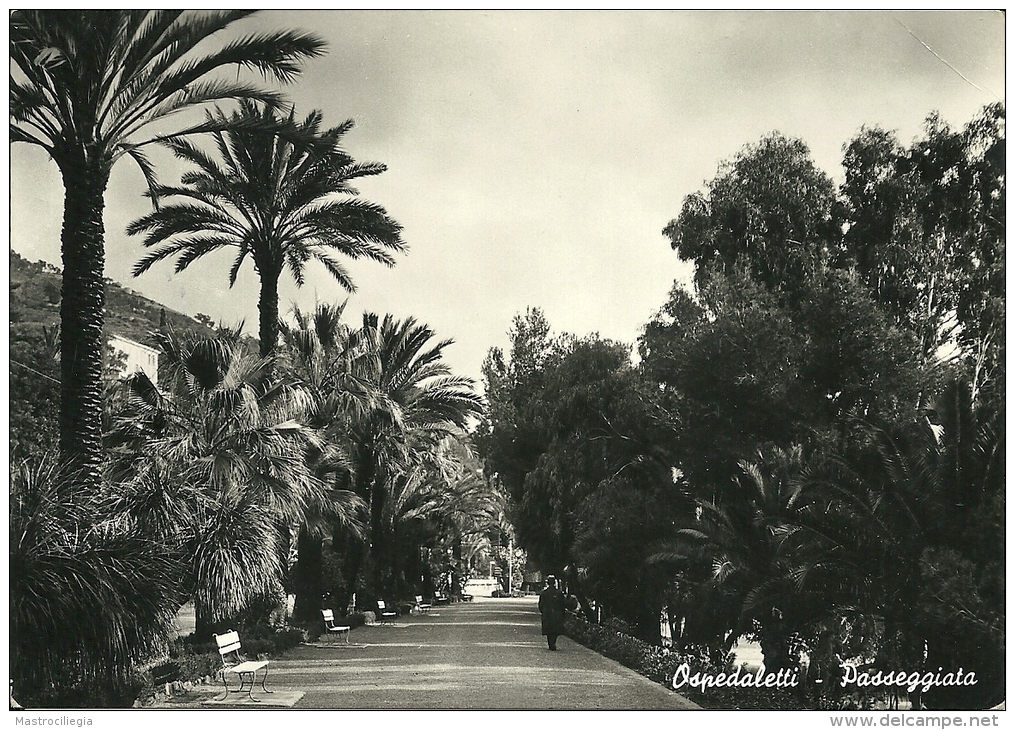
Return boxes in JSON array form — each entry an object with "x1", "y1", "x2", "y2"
[
  {"x1": 563, "y1": 614, "x2": 809, "y2": 709},
  {"x1": 563, "y1": 615, "x2": 884, "y2": 710}
]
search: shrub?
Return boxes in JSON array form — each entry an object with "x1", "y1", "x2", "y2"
[
  {"x1": 563, "y1": 615, "x2": 894, "y2": 709},
  {"x1": 564, "y1": 614, "x2": 803, "y2": 709},
  {"x1": 346, "y1": 611, "x2": 369, "y2": 629},
  {"x1": 24, "y1": 671, "x2": 149, "y2": 709}
]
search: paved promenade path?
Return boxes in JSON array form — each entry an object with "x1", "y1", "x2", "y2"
[{"x1": 165, "y1": 596, "x2": 699, "y2": 710}]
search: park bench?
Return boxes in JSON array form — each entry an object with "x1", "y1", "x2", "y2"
[
  {"x1": 321, "y1": 609, "x2": 351, "y2": 644},
  {"x1": 213, "y1": 630, "x2": 272, "y2": 702},
  {"x1": 434, "y1": 591, "x2": 450, "y2": 606},
  {"x1": 377, "y1": 600, "x2": 397, "y2": 624},
  {"x1": 414, "y1": 595, "x2": 432, "y2": 614}
]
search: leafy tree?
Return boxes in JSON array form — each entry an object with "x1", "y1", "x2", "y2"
[
  {"x1": 840, "y1": 104, "x2": 1006, "y2": 393},
  {"x1": 663, "y1": 132, "x2": 840, "y2": 303},
  {"x1": 477, "y1": 308, "x2": 568, "y2": 515},
  {"x1": 10, "y1": 9, "x2": 326, "y2": 482},
  {"x1": 953, "y1": 104, "x2": 1005, "y2": 404},
  {"x1": 641, "y1": 266, "x2": 926, "y2": 496},
  {"x1": 645, "y1": 110, "x2": 1004, "y2": 705},
  {"x1": 480, "y1": 316, "x2": 685, "y2": 638},
  {"x1": 129, "y1": 100, "x2": 405, "y2": 356},
  {"x1": 640, "y1": 274, "x2": 813, "y2": 492},
  {"x1": 795, "y1": 268, "x2": 924, "y2": 421}
]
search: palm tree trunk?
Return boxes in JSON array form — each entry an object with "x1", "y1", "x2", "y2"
[
  {"x1": 369, "y1": 476, "x2": 388, "y2": 590},
  {"x1": 258, "y1": 270, "x2": 281, "y2": 357},
  {"x1": 194, "y1": 598, "x2": 215, "y2": 642},
  {"x1": 58, "y1": 154, "x2": 110, "y2": 489},
  {"x1": 292, "y1": 526, "x2": 324, "y2": 622}
]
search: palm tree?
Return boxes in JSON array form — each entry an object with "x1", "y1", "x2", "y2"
[
  {"x1": 784, "y1": 385, "x2": 1005, "y2": 707},
  {"x1": 345, "y1": 313, "x2": 484, "y2": 600},
  {"x1": 786, "y1": 420, "x2": 940, "y2": 669},
  {"x1": 106, "y1": 329, "x2": 321, "y2": 636},
  {"x1": 129, "y1": 100, "x2": 406, "y2": 357},
  {"x1": 10, "y1": 10, "x2": 326, "y2": 483},
  {"x1": 10, "y1": 457, "x2": 184, "y2": 707},
  {"x1": 279, "y1": 303, "x2": 372, "y2": 621},
  {"x1": 648, "y1": 446, "x2": 808, "y2": 668},
  {"x1": 378, "y1": 436, "x2": 500, "y2": 596}
]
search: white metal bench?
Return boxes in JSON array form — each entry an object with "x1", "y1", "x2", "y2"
[
  {"x1": 213, "y1": 630, "x2": 272, "y2": 702},
  {"x1": 414, "y1": 595, "x2": 432, "y2": 614},
  {"x1": 322, "y1": 608, "x2": 351, "y2": 644},
  {"x1": 376, "y1": 600, "x2": 397, "y2": 624}
]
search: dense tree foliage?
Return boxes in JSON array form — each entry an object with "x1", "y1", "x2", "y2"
[
  {"x1": 10, "y1": 458, "x2": 184, "y2": 706},
  {"x1": 840, "y1": 104, "x2": 1005, "y2": 387},
  {"x1": 664, "y1": 133, "x2": 840, "y2": 302},
  {"x1": 106, "y1": 330, "x2": 321, "y2": 637},
  {"x1": 479, "y1": 313, "x2": 687, "y2": 638},
  {"x1": 479, "y1": 105, "x2": 1004, "y2": 709}
]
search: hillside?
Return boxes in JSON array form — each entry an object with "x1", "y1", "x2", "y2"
[
  {"x1": 10, "y1": 250, "x2": 215, "y2": 347},
  {"x1": 9, "y1": 250, "x2": 230, "y2": 459}
]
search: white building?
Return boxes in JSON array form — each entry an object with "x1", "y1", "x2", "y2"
[{"x1": 109, "y1": 334, "x2": 159, "y2": 387}]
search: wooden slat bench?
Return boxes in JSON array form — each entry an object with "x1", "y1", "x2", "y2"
[{"x1": 213, "y1": 630, "x2": 272, "y2": 702}]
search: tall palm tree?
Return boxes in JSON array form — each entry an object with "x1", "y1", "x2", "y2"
[
  {"x1": 345, "y1": 314, "x2": 484, "y2": 599},
  {"x1": 361, "y1": 314, "x2": 483, "y2": 538},
  {"x1": 129, "y1": 100, "x2": 406, "y2": 357},
  {"x1": 279, "y1": 303, "x2": 372, "y2": 621},
  {"x1": 10, "y1": 10, "x2": 326, "y2": 483}
]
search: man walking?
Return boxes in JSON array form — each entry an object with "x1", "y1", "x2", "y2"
[{"x1": 538, "y1": 575, "x2": 565, "y2": 651}]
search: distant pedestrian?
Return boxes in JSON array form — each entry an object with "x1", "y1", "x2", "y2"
[{"x1": 538, "y1": 575, "x2": 566, "y2": 651}]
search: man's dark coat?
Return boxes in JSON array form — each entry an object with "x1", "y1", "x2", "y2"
[{"x1": 538, "y1": 585, "x2": 566, "y2": 636}]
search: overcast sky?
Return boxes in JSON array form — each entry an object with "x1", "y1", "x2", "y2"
[{"x1": 8, "y1": 11, "x2": 1005, "y2": 387}]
